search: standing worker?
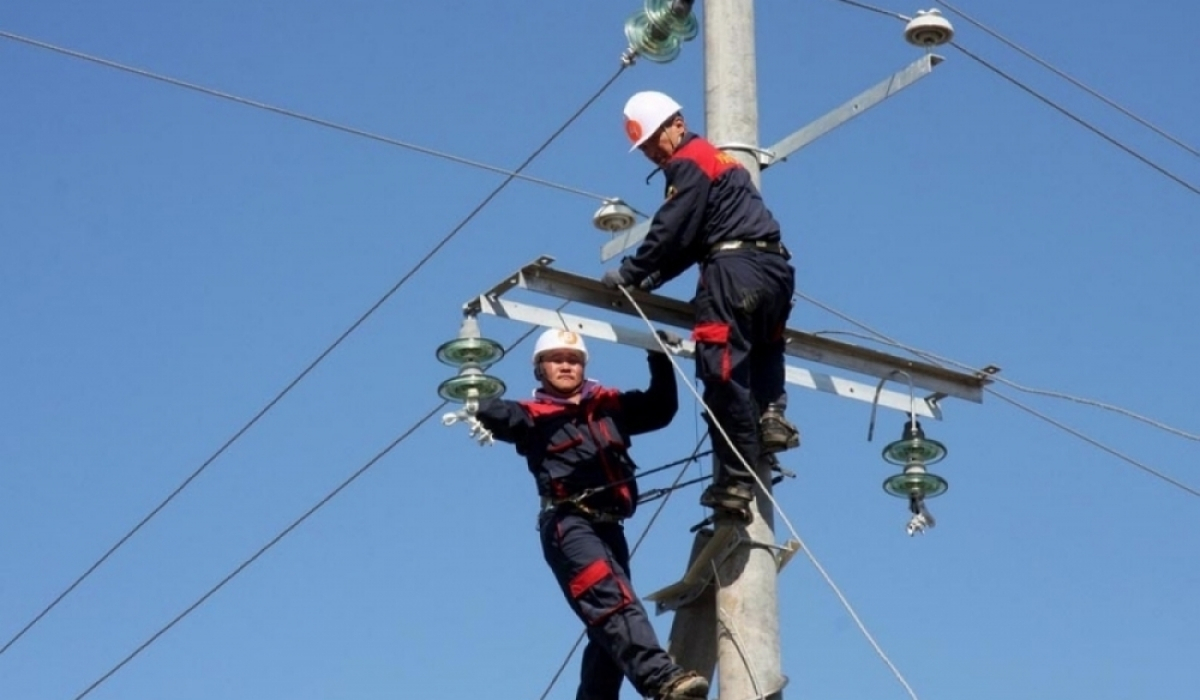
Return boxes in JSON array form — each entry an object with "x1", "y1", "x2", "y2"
[
  {"x1": 473, "y1": 328, "x2": 708, "y2": 700},
  {"x1": 601, "y1": 90, "x2": 800, "y2": 519}
]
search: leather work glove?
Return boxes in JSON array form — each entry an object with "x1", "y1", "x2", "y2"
[{"x1": 600, "y1": 267, "x2": 631, "y2": 289}]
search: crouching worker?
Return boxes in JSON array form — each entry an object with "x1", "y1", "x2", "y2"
[{"x1": 474, "y1": 328, "x2": 708, "y2": 700}]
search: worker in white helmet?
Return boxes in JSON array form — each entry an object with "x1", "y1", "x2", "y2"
[
  {"x1": 601, "y1": 90, "x2": 801, "y2": 520},
  {"x1": 473, "y1": 328, "x2": 709, "y2": 700}
]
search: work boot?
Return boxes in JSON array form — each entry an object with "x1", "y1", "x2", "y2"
[
  {"x1": 760, "y1": 406, "x2": 801, "y2": 453},
  {"x1": 656, "y1": 671, "x2": 709, "y2": 700},
  {"x1": 700, "y1": 482, "x2": 754, "y2": 521}
]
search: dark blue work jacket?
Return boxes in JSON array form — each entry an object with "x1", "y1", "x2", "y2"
[
  {"x1": 475, "y1": 353, "x2": 677, "y2": 518},
  {"x1": 618, "y1": 132, "x2": 783, "y2": 290}
]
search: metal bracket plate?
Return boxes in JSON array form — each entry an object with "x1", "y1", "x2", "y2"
[{"x1": 645, "y1": 524, "x2": 746, "y2": 614}]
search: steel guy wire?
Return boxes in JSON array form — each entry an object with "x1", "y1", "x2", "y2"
[
  {"x1": 811, "y1": 327, "x2": 1200, "y2": 443},
  {"x1": 536, "y1": 433, "x2": 710, "y2": 700},
  {"x1": 0, "y1": 61, "x2": 631, "y2": 659},
  {"x1": 793, "y1": 290, "x2": 1200, "y2": 499},
  {"x1": 618, "y1": 286, "x2": 923, "y2": 700},
  {"x1": 933, "y1": 0, "x2": 1200, "y2": 160},
  {"x1": 828, "y1": 1, "x2": 1200, "y2": 198},
  {"x1": 0, "y1": 29, "x2": 637, "y2": 209},
  {"x1": 69, "y1": 322, "x2": 549, "y2": 700}
]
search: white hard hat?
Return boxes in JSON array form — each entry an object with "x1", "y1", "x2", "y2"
[
  {"x1": 623, "y1": 91, "x2": 682, "y2": 151},
  {"x1": 532, "y1": 328, "x2": 589, "y2": 365}
]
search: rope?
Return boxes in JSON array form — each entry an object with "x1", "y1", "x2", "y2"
[{"x1": 619, "y1": 286, "x2": 923, "y2": 700}]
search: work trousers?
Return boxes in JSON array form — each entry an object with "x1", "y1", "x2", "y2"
[
  {"x1": 691, "y1": 250, "x2": 796, "y2": 485},
  {"x1": 539, "y1": 509, "x2": 680, "y2": 700}
]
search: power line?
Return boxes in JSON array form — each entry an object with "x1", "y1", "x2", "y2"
[
  {"x1": 0, "y1": 61, "x2": 630, "y2": 659},
  {"x1": 826, "y1": 1, "x2": 1200, "y2": 198},
  {"x1": 70, "y1": 321, "x2": 550, "y2": 699},
  {"x1": 948, "y1": 41, "x2": 1200, "y2": 197},
  {"x1": 810, "y1": 329, "x2": 1200, "y2": 443},
  {"x1": 830, "y1": 0, "x2": 909, "y2": 21},
  {"x1": 932, "y1": 0, "x2": 1200, "y2": 160},
  {"x1": 794, "y1": 291, "x2": 1200, "y2": 499},
  {"x1": 70, "y1": 402, "x2": 443, "y2": 700},
  {"x1": 985, "y1": 389, "x2": 1200, "y2": 499},
  {"x1": 0, "y1": 29, "x2": 630, "y2": 207}
]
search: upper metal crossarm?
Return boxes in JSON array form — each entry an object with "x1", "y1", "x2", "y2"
[{"x1": 600, "y1": 53, "x2": 944, "y2": 262}]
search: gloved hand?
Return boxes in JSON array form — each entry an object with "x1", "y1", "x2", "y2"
[
  {"x1": 639, "y1": 270, "x2": 663, "y2": 292},
  {"x1": 600, "y1": 267, "x2": 631, "y2": 290},
  {"x1": 649, "y1": 328, "x2": 684, "y2": 355},
  {"x1": 655, "y1": 329, "x2": 683, "y2": 347}
]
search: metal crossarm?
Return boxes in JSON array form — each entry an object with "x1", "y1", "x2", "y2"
[
  {"x1": 462, "y1": 257, "x2": 993, "y2": 418},
  {"x1": 601, "y1": 53, "x2": 944, "y2": 262}
]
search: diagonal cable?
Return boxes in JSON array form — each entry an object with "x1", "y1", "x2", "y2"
[
  {"x1": 933, "y1": 0, "x2": 1200, "y2": 159},
  {"x1": 794, "y1": 290, "x2": 1200, "y2": 499},
  {"x1": 811, "y1": 327, "x2": 1200, "y2": 443},
  {"x1": 826, "y1": 1, "x2": 1200, "y2": 198},
  {"x1": 831, "y1": 0, "x2": 909, "y2": 21},
  {"x1": 949, "y1": 41, "x2": 1200, "y2": 197},
  {"x1": 0, "y1": 29, "x2": 624, "y2": 205},
  {"x1": 0, "y1": 62, "x2": 630, "y2": 659},
  {"x1": 70, "y1": 323, "x2": 547, "y2": 699}
]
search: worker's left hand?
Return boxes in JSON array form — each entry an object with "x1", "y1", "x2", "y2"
[
  {"x1": 655, "y1": 329, "x2": 683, "y2": 347},
  {"x1": 600, "y1": 268, "x2": 631, "y2": 290}
]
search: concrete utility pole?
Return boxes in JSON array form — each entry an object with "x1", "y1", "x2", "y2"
[{"x1": 702, "y1": 3, "x2": 786, "y2": 698}]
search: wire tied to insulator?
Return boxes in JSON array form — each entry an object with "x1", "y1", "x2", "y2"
[{"x1": 906, "y1": 493, "x2": 936, "y2": 536}]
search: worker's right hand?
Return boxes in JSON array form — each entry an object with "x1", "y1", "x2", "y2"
[
  {"x1": 655, "y1": 329, "x2": 683, "y2": 348},
  {"x1": 600, "y1": 268, "x2": 630, "y2": 290}
]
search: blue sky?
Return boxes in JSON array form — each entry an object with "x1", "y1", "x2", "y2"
[{"x1": 2, "y1": 2, "x2": 1198, "y2": 699}]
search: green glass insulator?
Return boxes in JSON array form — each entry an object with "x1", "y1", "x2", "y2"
[
  {"x1": 437, "y1": 373, "x2": 506, "y2": 403},
  {"x1": 883, "y1": 472, "x2": 948, "y2": 499},
  {"x1": 644, "y1": 0, "x2": 699, "y2": 41},
  {"x1": 625, "y1": 11, "x2": 682, "y2": 63},
  {"x1": 882, "y1": 436, "x2": 948, "y2": 466},
  {"x1": 436, "y1": 336, "x2": 505, "y2": 368}
]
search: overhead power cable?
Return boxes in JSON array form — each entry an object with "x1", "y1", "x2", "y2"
[
  {"x1": 812, "y1": 328, "x2": 1200, "y2": 443},
  {"x1": 794, "y1": 290, "x2": 1200, "y2": 500},
  {"x1": 827, "y1": 1, "x2": 1200, "y2": 198},
  {"x1": 0, "y1": 29, "x2": 629, "y2": 207},
  {"x1": 831, "y1": 0, "x2": 909, "y2": 21},
  {"x1": 70, "y1": 323, "x2": 547, "y2": 700},
  {"x1": 948, "y1": 41, "x2": 1200, "y2": 197},
  {"x1": 933, "y1": 0, "x2": 1200, "y2": 160},
  {"x1": 0, "y1": 59, "x2": 630, "y2": 659}
]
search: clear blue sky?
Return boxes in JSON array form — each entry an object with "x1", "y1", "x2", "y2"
[{"x1": 2, "y1": 2, "x2": 1198, "y2": 699}]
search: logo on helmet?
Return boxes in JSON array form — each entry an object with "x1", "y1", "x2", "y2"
[
  {"x1": 624, "y1": 118, "x2": 643, "y2": 145},
  {"x1": 557, "y1": 330, "x2": 580, "y2": 345}
]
